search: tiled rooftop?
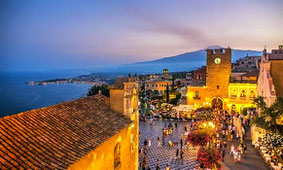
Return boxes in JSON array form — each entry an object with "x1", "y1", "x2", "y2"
[
  {"x1": 188, "y1": 80, "x2": 206, "y2": 87},
  {"x1": 108, "y1": 77, "x2": 138, "y2": 89},
  {"x1": 0, "y1": 95, "x2": 132, "y2": 169}
]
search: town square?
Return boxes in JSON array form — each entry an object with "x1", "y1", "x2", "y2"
[{"x1": 0, "y1": 1, "x2": 282, "y2": 169}]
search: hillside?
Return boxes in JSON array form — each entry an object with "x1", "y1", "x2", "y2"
[{"x1": 108, "y1": 47, "x2": 262, "y2": 73}]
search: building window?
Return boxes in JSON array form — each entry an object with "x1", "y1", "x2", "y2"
[
  {"x1": 250, "y1": 90, "x2": 255, "y2": 98},
  {"x1": 152, "y1": 85, "x2": 154, "y2": 87},
  {"x1": 194, "y1": 91, "x2": 200, "y2": 99},
  {"x1": 217, "y1": 85, "x2": 219, "y2": 89},
  {"x1": 197, "y1": 74, "x2": 202, "y2": 80},
  {"x1": 240, "y1": 90, "x2": 246, "y2": 97},
  {"x1": 114, "y1": 143, "x2": 121, "y2": 169},
  {"x1": 231, "y1": 89, "x2": 237, "y2": 98}
]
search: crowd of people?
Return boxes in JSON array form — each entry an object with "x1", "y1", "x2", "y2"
[
  {"x1": 139, "y1": 108, "x2": 270, "y2": 169},
  {"x1": 254, "y1": 133, "x2": 283, "y2": 169}
]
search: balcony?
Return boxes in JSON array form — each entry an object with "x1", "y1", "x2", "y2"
[
  {"x1": 193, "y1": 96, "x2": 201, "y2": 100},
  {"x1": 230, "y1": 96, "x2": 256, "y2": 101}
]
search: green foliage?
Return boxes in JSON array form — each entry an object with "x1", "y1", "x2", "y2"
[
  {"x1": 171, "y1": 75, "x2": 175, "y2": 92},
  {"x1": 170, "y1": 71, "x2": 187, "y2": 79},
  {"x1": 196, "y1": 111, "x2": 215, "y2": 121},
  {"x1": 140, "y1": 100, "x2": 150, "y2": 116},
  {"x1": 166, "y1": 83, "x2": 169, "y2": 103},
  {"x1": 242, "y1": 107, "x2": 247, "y2": 116},
  {"x1": 169, "y1": 93, "x2": 181, "y2": 105},
  {"x1": 151, "y1": 95, "x2": 163, "y2": 100},
  {"x1": 253, "y1": 96, "x2": 266, "y2": 110},
  {"x1": 251, "y1": 97, "x2": 283, "y2": 134},
  {"x1": 87, "y1": 84, "x2": 110, "y2": 97}
]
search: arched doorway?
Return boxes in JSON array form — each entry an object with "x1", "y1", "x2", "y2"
[{"x1": 211, "y1": 97, "x2": 223, "y2": 110}]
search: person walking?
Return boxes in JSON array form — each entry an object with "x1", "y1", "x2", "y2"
[
  {"x1": 165, "y1": 164, "x2": 170, "y2": 170},
  {"x1": 180, "y1": 150, "x2": 184, "y2": 159},
  {"x1": 157, "y1": 137, "x2": 161, "y2": 147},
  {"x1": 176, "y1": 148, "x2": 179, "y2": 159},
  {"x1": 233, "y1": 150, "x2": 238, "y2": 163},
  {"x1": 148, "y1": 139, "x2": 152, "y2": 148},
  {"x1": 222, "y1": 149, "x2": 225, "y2": 162},
  {"x1": 156, "y1": 159, "x2": 160, "y2": 170},
  {"x1": 230, "y1": 144, "x2": 235, "y2": 155},
  {"x1": 144, "y1": 139, "x2": 148, "y2": 147},
  {"x1": 243, "y1": 143, "x2": 247, "y2": 155},
  {"x1": 139, "y1": 147, "x2": 142, "y2": 158}
]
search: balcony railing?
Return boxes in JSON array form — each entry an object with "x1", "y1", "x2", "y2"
[{"x1": 230, "y1": 96, "x2": 256, "y2": 100}]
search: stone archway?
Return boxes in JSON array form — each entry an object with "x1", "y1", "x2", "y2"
[{"x1": 211, "y1": 97, "x2": 223, "y2": 110}]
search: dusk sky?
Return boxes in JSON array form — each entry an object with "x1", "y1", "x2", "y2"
[{"x1": 1, "y1": 0, "x2": 283, "y2": 71}]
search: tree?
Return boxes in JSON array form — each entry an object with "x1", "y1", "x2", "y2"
[
  {"x1": 171, "y1": 75, "x2": 175, "y2": 92},
  {"x1": 251, "y1": 97, "x2": 283, "y2": 134},
  {"x1": 87, "y1": 84, "x2": 110, "y2": 97},
  {"x1": 166, "y1": 83, "x2": 169, "y2": 103},
  {"x1": 253, "y1": 96, "x2": 266, "y2": 110},
  {"x1": 169, "y1": 93, "x2": 181, "y2": 105}
]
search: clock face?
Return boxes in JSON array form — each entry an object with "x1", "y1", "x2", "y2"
[{"x1": 214, "y1": 57, "x2": 221, "y2": 64}]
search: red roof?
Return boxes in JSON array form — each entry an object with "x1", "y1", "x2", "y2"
[{"x1": 0, "y1": 95, "x2": 132, "y2": 169}]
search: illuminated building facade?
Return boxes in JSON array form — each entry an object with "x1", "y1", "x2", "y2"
[
  {"x1": 258, "y1": 45, "x2": 283, "y2": 107},
  {"x1": 0, "y1": 78, "x2": 139, "y2": 170},
  {"x1": 145, "y1": 80, "x2": 172, "y2": 94},
  {"x1": 187, "y1": 47, "x2": 257, "y2": 112}
]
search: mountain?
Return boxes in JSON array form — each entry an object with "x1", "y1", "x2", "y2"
[{"x1": 107, "y1": 47, "x2": 262, "y2": 74}]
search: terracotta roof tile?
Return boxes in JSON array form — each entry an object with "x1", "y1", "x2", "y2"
[
  {"x1": 108, "y1": 77, "x2": 138, "y2": 89},
  {"x1": 0, "y1": 95, "x2": 132, "y2": 169}
]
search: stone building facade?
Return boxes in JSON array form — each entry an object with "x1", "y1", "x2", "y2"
[
  {"x1": 206, "y1": 48, "x2": 231, "y2": 106},
  {"x1": 192, "y1": 66, "x2": 206, "y2": 81},
  {"x1": 187, "y1": 47, "x2": 257, "y2": 112},
  {"x1": 258, "y1": 45, "x2": 283, "y2": 107},
  {"x1": 0, "y1": 78, "x2": 139, "y2": 170},
  {"x1": 144, "y1": 80, "x2": 172, "y2": 94}
]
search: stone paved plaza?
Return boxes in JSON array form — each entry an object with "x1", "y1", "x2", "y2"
[{"x1": 139, "y1": 120, "x2": 199, "y2": 170}]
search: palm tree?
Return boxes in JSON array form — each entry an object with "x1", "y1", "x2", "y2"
[{"x1": 251, "y1": 97, "x2": 283, "y2": 134}]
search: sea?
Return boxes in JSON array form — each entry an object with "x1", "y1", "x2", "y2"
[{"x1": 0, "y1": 71, "x2": 93, "y2": 118}]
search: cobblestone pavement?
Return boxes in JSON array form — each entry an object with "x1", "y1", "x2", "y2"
[
  {"x1": 139, "y1": 120, "x2": 199, "y2": 170},
  {"x1": 220, "y1": 128, "x2": 270, "y2": 170}
]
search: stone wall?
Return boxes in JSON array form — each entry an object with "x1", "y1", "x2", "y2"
[
  {"x1": 69, "y1": 121, "x2": 138, "y2": 170},
  {"x1": 270, "y1": 60, "x2": 283, "y2": 97},
  {"x1": 206, "y1": 48, "x2": 231, "y2": 100},
  {"x1": 110, "y1": 89, "x2": 124, "y2": 114}
]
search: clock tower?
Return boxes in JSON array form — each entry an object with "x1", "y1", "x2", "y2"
[{"x1": 206, "y1": 48, "x2": 231, "y2": 109}]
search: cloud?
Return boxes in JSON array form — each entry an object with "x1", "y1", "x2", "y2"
[{"x1": 132, "y1": 14, "x2": 211, "y2": 48}]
